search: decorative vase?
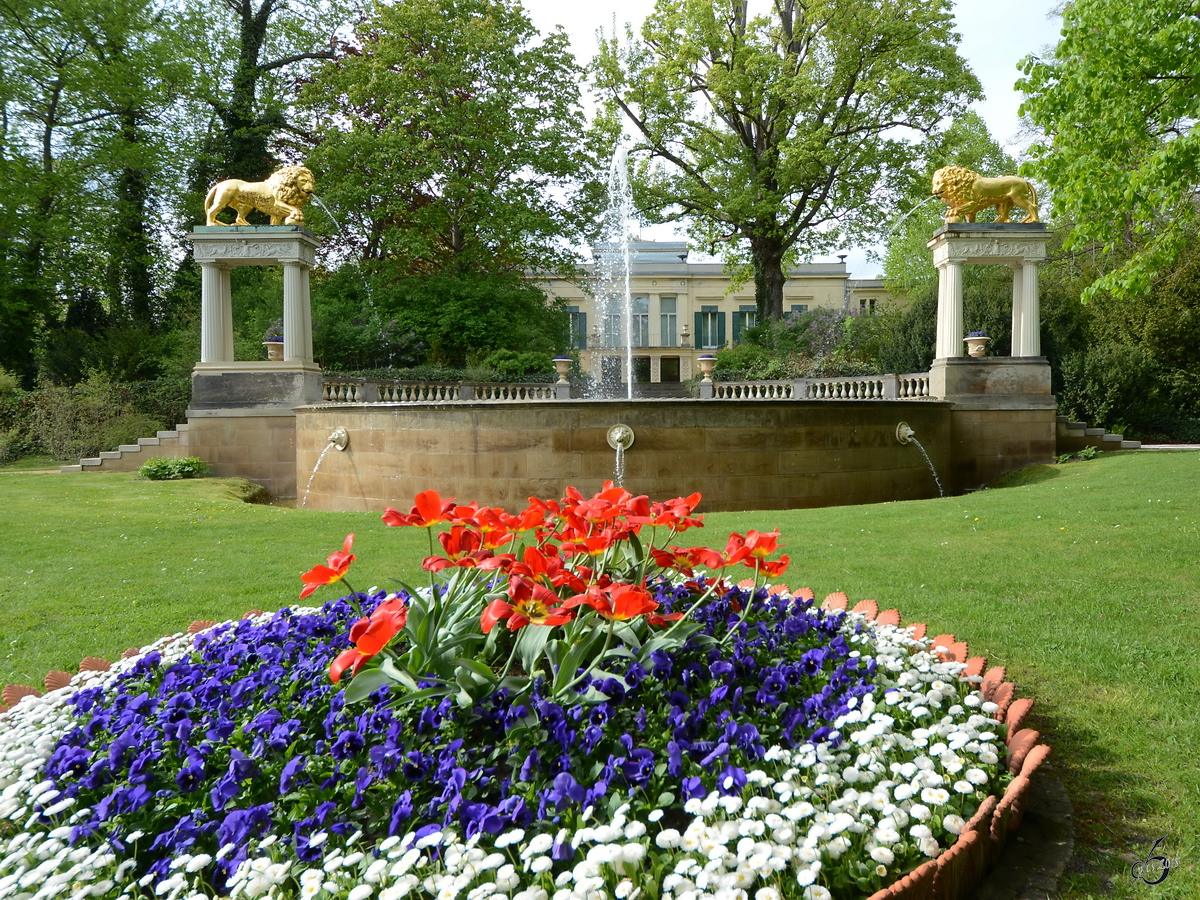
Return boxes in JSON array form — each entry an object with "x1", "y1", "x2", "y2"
[
  {"x1": 964, "y1": 335, "x2": 990, "y2": 358},
  {"x1": 263, "y1": 341, "x2": 284, "y2": 361},
  {"x1": 697, "y1": 355, "x2": 717, "y2": 382},
  {"x1": 552, "y1": 357, "x2": 572, "y2": 384}
]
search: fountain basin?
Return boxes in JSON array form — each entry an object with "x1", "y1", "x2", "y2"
[{"x1": 295, "y1": 399, "x2": 953, "y2": 512}]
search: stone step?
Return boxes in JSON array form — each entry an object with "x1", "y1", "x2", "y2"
[
  {"x1": 1121, "y1": 440, "x2": 1142, "y2": 449},
  {"x1": 139, "y1": 437, "x2": 161, "y2": 446},
  {"x1": 118, "y1": 444, "x2": 143, "y2": 453},
  {"x1": 80, "y1": 458, "x2": 103, "y2": 468},
  {"x1": 99, "y1": 451, "x2": 122, "y2": 460},
  {"x1": 1084, "y1": 427, "x2": 1105, "y2": 436},
  {"x1": 59, "y1": 464, "x2": 82, "y2": 473}
]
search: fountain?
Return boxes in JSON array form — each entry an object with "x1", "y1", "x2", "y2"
[
  {"x1": 896, "y1": 421, "x2": 944, "y2": 498},
  {"x1": 593, "y1": 146, "x2": 636, "y2": 399}
]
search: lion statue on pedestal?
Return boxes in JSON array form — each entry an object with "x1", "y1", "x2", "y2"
[
  {"x1": 204, "y1": 165, "x2": 315, "y2": 227},
  {"x1": 932, "y1": 165, "x2": 1039, "y2": 224}
]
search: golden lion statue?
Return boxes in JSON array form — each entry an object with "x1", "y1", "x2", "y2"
[
  {"x1": 204, "y1": 165, "x2": 315, "y2": 227},
  {"x1": 932, "y1": 165, "x2": 1039, "y2": 224}
]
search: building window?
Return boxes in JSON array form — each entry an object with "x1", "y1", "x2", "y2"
[
  {"x1": 633, "y1": 295, "x2": 650, "y2": 348},
  {"x1": 858, "y1": 298, "x2": 877, "y2": 314},
  {"x1": 604, "y1": 313, "x2": 621, "y2": 349},
  {"x1": 567, "y1": 306, "x2": 587, "y2": 350},
  {"x1": 733, "y1": 304, "x2": 757, "y2": 342},
  {"x1": 659, "y1": 296, "x2": 677, "y2": 348},
  {"x1": 696, "y1": 305, "x2": 726, "y2": 350},
  {"x1": 786, "y1": 304, "x2": 809, "y2": 319}
]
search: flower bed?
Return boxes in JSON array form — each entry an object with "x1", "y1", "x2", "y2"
[{"x1": 0, "y1": 487, "x2": 1050, "y2": 900}]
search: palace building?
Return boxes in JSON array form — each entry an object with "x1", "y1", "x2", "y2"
[{"x1": 534, "y1": 242, "x2": 895, "y2": 390}]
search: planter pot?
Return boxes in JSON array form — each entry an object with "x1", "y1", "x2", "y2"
[
  {"x1": 263, "y1": 341, "x2": 284, "y2": 361},
  {"x1": 964, "y1": 336, "x2": 990, "y2": 358}
]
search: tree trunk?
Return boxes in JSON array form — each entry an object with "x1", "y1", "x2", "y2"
[
  {"x1": 749, "y1": 236, "x2": 787, "y2": 321},
  {"x1": 109, "y1": 110, "x2": 155, "y2": 325}
]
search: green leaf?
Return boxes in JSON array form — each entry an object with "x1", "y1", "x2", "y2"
[{"x1": 343, "y1": 668, "x2": 391, "y2": 703}]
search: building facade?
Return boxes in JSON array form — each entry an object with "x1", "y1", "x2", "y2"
[{"x1": 535, "y1": 241, "x2": 894, "y2": 386}]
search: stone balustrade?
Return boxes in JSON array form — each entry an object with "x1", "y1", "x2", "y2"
[
  {"x1": 322, "y1": 379, "x2": 559, "y2": 404},
  {"x1": 714, "y1": 373, "x2": 931, "y2": 400}
]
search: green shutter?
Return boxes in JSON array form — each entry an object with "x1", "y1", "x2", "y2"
[
  {"x1": 576, "y1": 311, "x2": 587, "y2": 349},
  {"x1": 695, "y1": 311, "x2": 703, "y2": 348},
  {"x1": 717, "y1": 312, "x2": 726, "y2": 348}
]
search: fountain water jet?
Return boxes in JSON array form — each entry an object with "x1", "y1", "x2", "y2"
[
  {"x1": 594, "y1": 146, "x2": 636, "y2": 398},
  {"x1": 896, "y1": 421, "x2": 944, "y2": 498},
  {"x1": 300, "y1": 427, "x2": 349, "y2": 508}
]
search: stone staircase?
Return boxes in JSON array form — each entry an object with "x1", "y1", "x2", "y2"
[
  {"x1": 1056, "y1": 416, "x2": 1141, "y2": 454},
  {"x1": 60, "y1": 424, "x2": 191, "y2": 474}
]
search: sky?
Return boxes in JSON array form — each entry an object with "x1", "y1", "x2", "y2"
[{"x1": 519, "y1": 0, "x2": 1066, "y2": 277}]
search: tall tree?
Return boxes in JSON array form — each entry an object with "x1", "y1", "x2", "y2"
[
  {"x1": 593, "y1": 0, "x2": 980, "y2": 321},
  {"x1": 1018, "y1": 0, "x2": 1200, "y2": 299},
  {"x1": 299, "y1": 0, "x2": 595, "y2": 278}
]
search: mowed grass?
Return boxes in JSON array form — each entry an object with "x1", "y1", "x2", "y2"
[{"x1": 1, "y1": 452, "x2": 1198, "y2": 898}]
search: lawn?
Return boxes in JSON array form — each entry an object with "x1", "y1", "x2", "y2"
[{"x1": 1, "y1": 452, "x2": 1197, "y2": 899}]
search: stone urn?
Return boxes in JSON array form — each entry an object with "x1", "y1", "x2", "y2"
[
  {"x1": 552, "y1": 356, "x2": 572, "y2": 384},
  {"x1": 697, "y1": 354, "x2": 717, "y2": 382},
  {"x1": 964, "y1": 334, "x2": 991, "y2": 358},
  {"x1": 263, "y1": 340, "x2": 284, "y2": 361}
]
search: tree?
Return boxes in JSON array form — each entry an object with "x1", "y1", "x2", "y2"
[
  {"x1": 1018, "y1": 0, "x2": 1200, "y2": 299},
  {"x1": 593, "y1": 0, "x2": 980, "y2": 321},
  {"x1": 299, "y1": 0, "x2": 594, "y2": 279}
]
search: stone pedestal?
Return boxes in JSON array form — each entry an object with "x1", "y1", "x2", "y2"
[
  {"x1": 929, "y1": 357, "x2": 1057, "y2": 493},
  {"x1": 928, "y1": 224, "x2": 1050, "y2": 358}
]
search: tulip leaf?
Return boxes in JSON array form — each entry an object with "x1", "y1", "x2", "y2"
[{"x1": 343, "y1": 668, "x2": 391, "y2": 703}]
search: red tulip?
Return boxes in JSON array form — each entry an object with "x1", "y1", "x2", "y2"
[
  {"x1": 481, "y1": 578, "x2": 574, "y2": 633},
  {"x1": 329, "y1": 596, "x2": 408, "y2": 683},
  {"x1": 300, "y1": 534, "x2": 355, "y2": 599}
]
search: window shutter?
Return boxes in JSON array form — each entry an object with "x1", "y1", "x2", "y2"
[
  {"x1": 577, "y1": 311, "x2": 587, "y2": 349},
  {"x1": 717, "y1": 312, "x2": 726, "y2": 348},
  {"x1": 695, "y1": 311, "x2": 703, "y2": 348}
]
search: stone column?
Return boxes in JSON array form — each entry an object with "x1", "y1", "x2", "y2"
[
  {"x1": 200, "y1": 262, "x2": 233, "y2": 362},
  {"x1": 935, "y1": 261, "x2": 964, "y2": 358},
  {"x1": 282, "y1": 261, "x2": 311, "y2": 363},
  {"x1": 1009, "y1": 264, "x2": 1024, "y2": 355},
  {"x1": 1015, "y1": 260, "x2": 1041, "y2": 356}
]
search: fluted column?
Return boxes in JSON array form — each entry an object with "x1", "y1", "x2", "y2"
[
  {"x1": 1014, "y1": 260, "x2": 1041, "y2": 356},
  {"x1": 200, "y1": 262, "x2": 233, "y2": 362},
  {"x1": 935, "y1": 261, "x2": 964, "y2": 358},
  {"x1": 282, "y1": 261, "x2": 312, "y2": 363}
]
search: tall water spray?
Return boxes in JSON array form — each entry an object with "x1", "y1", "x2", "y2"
[{"x1": 594, "y1": 146, "x2": 636, "y2": 399}]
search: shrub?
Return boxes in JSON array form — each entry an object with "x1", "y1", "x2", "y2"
[
  {"x1": 137, "y1": 456, "x2": 209, "y2": 480},
  {"x1": 480, "y1": 349, "x2": 553, "y2": 379}
]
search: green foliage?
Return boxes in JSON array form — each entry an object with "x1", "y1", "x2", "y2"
[
  {"x1": 0, "y1": 369, "x2": 18, "y2": 397},
  {"x1": 24, "y1": 374, "x2": 188, "y2": 460},
  {"x1": 1018, "y1": 0, "x2": 1200, "y2": 300},
  {"x1": 594, "y1": 0, "x2": 980, "y2": 318},
  {"x1": 480, "y1": 350, "x2": 553, "y2": 380},
  {"x1": 301, "y1": 0, "x2": 595, "y2": 278},
  {"x1": 137, "y1": 456, "x2": 209, "y2": 480}
]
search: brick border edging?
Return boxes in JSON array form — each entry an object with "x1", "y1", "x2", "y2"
[{"x1": 2, "y1": 596, "x2": 1050, "y2": 900}]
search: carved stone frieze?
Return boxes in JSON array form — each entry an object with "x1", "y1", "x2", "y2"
[
  {"x1": 929, "y1": 229, "x2": 1049, "y2": 268},
  {"x1": 190, "y1": 236, "x2": 317, "y2": 267}
]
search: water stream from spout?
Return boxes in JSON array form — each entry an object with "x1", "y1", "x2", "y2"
[
  {"x1": 908, "y1": 436, "x2": 945, "y2": 498},
  {"x1": 300, "y1": 441, "x2": 336, "y2": 508},
  {"x1": 885, "y1": 195, "x2": 939, "y2": 237},
  {"x1": 614, "y1": 443, "x2": 626, "y2": 488}
]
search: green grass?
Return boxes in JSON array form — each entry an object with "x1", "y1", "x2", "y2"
[{"x1": 1, "y1": 453, "x2": 1198, "y2": 899}]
